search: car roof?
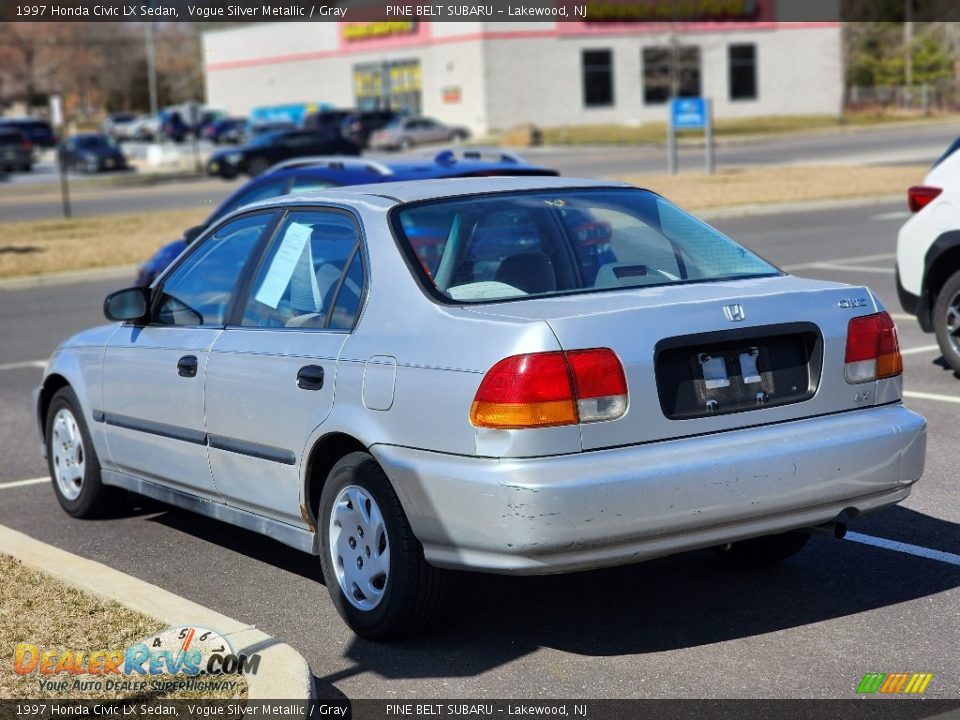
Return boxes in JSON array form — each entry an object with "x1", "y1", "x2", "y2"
[{"x1": 250, "y1": 175, "x2": 631, "y2": 210}]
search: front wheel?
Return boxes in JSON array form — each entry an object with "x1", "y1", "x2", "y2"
[
  {"x1": 318, "y1": 452, "x2": 443, "y2": 640},
  {"x1": 932, "y1": 269, "x2": 960, "y2": 374},
  {"x1": 712, "y1": 531, "x2": 811, "y2": 565},
  {"x1": 45, "y1": 387, "x2": 122, "y2": 518}
]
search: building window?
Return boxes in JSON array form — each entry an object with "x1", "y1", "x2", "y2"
[
  {"x1": 729, "y1": 44, "x2": 757, "y2": 100},
  {"x1": 642, "y1": 47, "x2": 701, "y2": 105},
  {"x1": 582, "y1": 49, "x2": 614, "y2": 108}
]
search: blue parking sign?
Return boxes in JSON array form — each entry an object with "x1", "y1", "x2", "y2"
[{"x1": 671, "y1": 97, "x2": 707, "y2": 130}]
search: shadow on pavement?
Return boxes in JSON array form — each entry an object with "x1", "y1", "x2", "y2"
[{"x1": 336, "y1": 505, "x2": 959, "y2": 679}]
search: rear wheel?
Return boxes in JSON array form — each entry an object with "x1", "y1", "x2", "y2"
[
  {"x1": 932, "y1": 269, "x2": 960, "y2": 374},
  {"x1": 712, "y1": 531, "x2": 811, "y2": 565},
  {"x1": 318, "y1": 452, "x2": 443, "y2": 640},
  {"x1": 45, "y1": 387, "x2": 122, "y2": 518}
]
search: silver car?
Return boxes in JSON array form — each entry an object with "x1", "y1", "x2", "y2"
[
  {"x1": 369, "y1": 116, "x2": 470, "y2": 151},
  {"x1": 35, "y1": 177, "x2": 926, "y2": 639}
]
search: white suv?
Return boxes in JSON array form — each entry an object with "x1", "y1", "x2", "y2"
[{"x1": 896, "y1": 137, "x2": 960, "y2": 373}]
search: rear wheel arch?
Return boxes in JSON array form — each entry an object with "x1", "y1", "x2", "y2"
[{"x1": 303, "y1": 432, "x2": 368, "y2": 527}]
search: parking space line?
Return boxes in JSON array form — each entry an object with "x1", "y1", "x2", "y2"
[
  {"x1": 0, "y1": 359, "x2": 45, "y2": 372},
  {"x1": 846, "y1": 532, "x2": 960, "y2": 567},
  {"x1": 903, "y1": 390, "x2": 960, "y2": 404},
  {"x1": 900, "y1": 344, "x2": 941, "y2": 356},
  {"x1": 805, "y1": 263, "x2": 895, "y2": 274},
  {"x1": 871, "y1": 210, "x2": 911, "y2": 221},
  {"x1": 782, "y1": 252, "x2": 895, "y2": 271},
  {"x1": 0, "y1": 477, "x2": 49, "y2": 489}
]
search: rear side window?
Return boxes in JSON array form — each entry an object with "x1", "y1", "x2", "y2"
[
  {"x1": 393, "y1": 188, "x2": 777, "y2": 303},
  {"x1": 241, "y1": 210, "x2": 363, "y2": 330},
  {"x1": 932, "y1": 137, "x2": 960, "y2": 169}
]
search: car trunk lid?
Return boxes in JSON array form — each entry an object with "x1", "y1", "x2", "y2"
[{"x1": 462, "y1": 275, "x2": 891, "y2": 451}]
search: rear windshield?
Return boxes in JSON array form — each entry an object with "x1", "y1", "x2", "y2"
[
  {"x1": 392, "y1": 188, "x2": 778, "y2": 303},
  {"x1": 932, "y1": 137, "x2": 960, "y2": 169}
]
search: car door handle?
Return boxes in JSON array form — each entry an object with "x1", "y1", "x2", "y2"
[
  {"x1": 177, "y1": 355, "x2": 198, "y2": 378},
  {"x1": 297, "y1": 365, "x2": 325, "y2": 391}
]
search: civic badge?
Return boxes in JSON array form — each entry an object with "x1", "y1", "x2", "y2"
[{"x1": 723, "y1": 303, "x2": 746, "y2": 322}]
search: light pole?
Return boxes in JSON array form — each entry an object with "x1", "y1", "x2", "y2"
[{"x1": 145, "y1": 21, "x2": 158, "y2": 116}]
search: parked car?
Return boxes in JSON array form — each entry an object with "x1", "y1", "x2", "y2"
[
  {"x1": 0, "y1": 117, "x2": 56, "y2": 159},
  {"x1": 897, "y1": 137, "x2": 960, "y2": 374},
  {"x1": 369, "y1": 116, "x2": 470, "y2": 151},
  {"x1": 38, "y1": 176, "x2": 926, "y2": 639},
  {"x1": 245, "y1": 121, "x2": 297, "y2": 142},
  {"x1": 128, "y1": 115, "x2": 160, "y2": 142},
  {"x1": 206, "y1": 129, "x2": 360, "y2": 179},
  {"x1": 59, "y1": 133, "x2": 127, "y2": 173},
  {"x1": 160, "y1": 110, "x2": 189, "y2": 143},
  {"x1": 304, "y1": 109, "x2": 356, "y2": 134},
  {"x1": 138, "y1": 149, "x2": 558, "y2": 286},
  {"x1": 101, "y1": 113, "x2": 139, "y2": 141},
  {"x1": 340, "y1": 110, "x2": 400, "y2": 149},
  {"x1": 0, "y1": 127, "x2": 33, "y2": 172},
  {"x1": 202, "y1": 117, "x2": 247, "y2": 145}
]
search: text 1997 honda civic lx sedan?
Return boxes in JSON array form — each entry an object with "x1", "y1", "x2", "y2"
[{"x1": 35, "y1": 177, "x2": 926, "y2": 639}]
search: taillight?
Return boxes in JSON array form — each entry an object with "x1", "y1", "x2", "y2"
[
  {"x1": 907, "y1": 185, "x2": 942, "y2": 213},
  {"x1": 470, "y1": 349, "x2": 627, "y2": 429},
  {"x1": 844, "y1": 311, "x2": 903, "y2": 383},
  {"x1": 20, "y1": 138, "x2": 32, "y2": 151}
]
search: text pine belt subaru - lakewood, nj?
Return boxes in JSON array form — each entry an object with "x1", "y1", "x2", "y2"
[{"x1": 34, "y1": 177, "x2": 926, "y2": 639}]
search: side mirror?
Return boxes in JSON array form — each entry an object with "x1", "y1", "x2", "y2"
[
  {"x1": 104, "y1": 287, "x2": 149, "y2": 323},
  {"x1": 183, "y1": 225, "x2": 206, "y2": 245}
]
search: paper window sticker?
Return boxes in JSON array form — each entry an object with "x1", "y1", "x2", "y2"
[{"x1": 254, "y1": 222, "x2": 313, "y2": 309}]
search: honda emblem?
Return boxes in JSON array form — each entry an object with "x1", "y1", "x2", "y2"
[{"x1": 723, "y1": 304, "x2": 745, "y2": 322}]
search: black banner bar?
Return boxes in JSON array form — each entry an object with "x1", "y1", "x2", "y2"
[
  {"x1": 0, "y1": 700, "x2": 959, "y2": 720},
  {"x1": 7, "y1": 0, "x2": 960, "y2": 23}
]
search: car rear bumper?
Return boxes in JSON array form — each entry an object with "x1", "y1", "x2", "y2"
[{"x1": 373, "y1": 404, "x2": 926, "y2": 574}]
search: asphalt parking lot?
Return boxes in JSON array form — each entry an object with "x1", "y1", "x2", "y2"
[{"x1": 0, "y1": 198, "x2": 957, "y2": 700}]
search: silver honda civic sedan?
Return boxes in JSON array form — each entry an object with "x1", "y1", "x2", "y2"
[{"x1": 34, "y1": 176, "x2": 926, "y2": 639}]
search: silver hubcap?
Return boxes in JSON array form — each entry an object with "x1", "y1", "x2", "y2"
[
  {"x1": 328, "y1": 485, "x2": 390, "y2": 611},
  {"x1": 945, "y1": 292, "x2": 960, "y2": 355},
  {"x1": 51, "y1": 408, "x2": 84, "y2": 501}
]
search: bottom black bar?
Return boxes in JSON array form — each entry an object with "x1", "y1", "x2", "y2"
[{"x1": 0, "y1": 700, "x2": 958, "y2": 720}]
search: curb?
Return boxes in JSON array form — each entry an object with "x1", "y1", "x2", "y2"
[
  {"x1": 0, "y1": 523, "x2": 315, "y2": 704},
  {"x1": 0, "y1": 265, "x2": 137, "y2": 291}
]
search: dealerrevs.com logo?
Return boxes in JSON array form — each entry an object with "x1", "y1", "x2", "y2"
[
  {"x1": 857, "y1": 672, "x2": 934, "y2": 695},
  {"x1": 12, "y1": 626, "x2": 259, "y2": 694}
]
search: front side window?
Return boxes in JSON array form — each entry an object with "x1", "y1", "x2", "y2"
[
  {"x1": 393, "y1": 189, "x2": 777, "y2": 303},
  {"x1": 729, "y1": 44, "x2": 757, "y2": 101},
  {"x1": 154, "y1": 212, "x2": 274, "y2": 326},
  {"x1": 582, "y1": 49, "x2": 614, "y2": 108},
  {"x1": 241, "y1": 210, "x2": 363, "y2": 329}
]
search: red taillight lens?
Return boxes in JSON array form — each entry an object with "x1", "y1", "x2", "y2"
[
  {"x1": 566, "y1": 348, "x2": 629, "y2": 422},
  {"x1": 20, "y1": 138, "x2": 32, "y2": 151},
  {"x1": 470, "y1": 349, "x2": 627, "y2": 429},
  {"x1": 844, "y1": 311, "x2": 903, "y2": 383},
  {"x1": 907, "y1": 185, "x2": 942, "y2": 213}
]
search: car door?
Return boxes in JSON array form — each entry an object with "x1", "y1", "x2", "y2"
[
  {"x1": 100, "y1": 211, "x2": 277, "y2": 497},
  {"x1": 421, "y1": 119, "x2": 447, "y2": 144},
  {"x1": 204, "y1": 208, "x2": 365, "y2": 524}
]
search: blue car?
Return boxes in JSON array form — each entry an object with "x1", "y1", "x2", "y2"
[{"x1": 135, "y1": 149, "x2": 560, "y2": 286}]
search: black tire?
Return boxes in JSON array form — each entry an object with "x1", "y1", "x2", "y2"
[
  {"x1": 318, "y1": 452, "x2": 443, "y2": 640},
  {"x1": 712, "y1": 531, "x2": 811, "y2": 565},
  {"x1": 45, "y1": 387, "x2": 122, "y2": 518},
  {"x1": 247, "y1": 156, "x2": 270, "y2": 177},
  {"x1": 932, "y1": 268, "x2": 960, "y2": 374},
  {"x1": 19, "y1": 163, "x2": 32, "y2": 172}
]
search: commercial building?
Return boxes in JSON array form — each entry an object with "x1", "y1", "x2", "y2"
[{"x1": 203, "y1": 15, "x2": 842, "y2": 136}]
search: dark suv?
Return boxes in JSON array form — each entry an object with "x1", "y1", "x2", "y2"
[
  {"x1": 341, "y1": 110, "x2": 399, "y2": 148},
  {"x1": 0, "y1": 128, "x2": 33, "y2": 172}
]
